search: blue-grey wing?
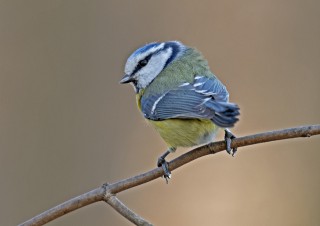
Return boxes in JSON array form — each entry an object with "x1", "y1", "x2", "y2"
[{"x1": 141, "y1": 76, "x2": 240, "y2": 128}]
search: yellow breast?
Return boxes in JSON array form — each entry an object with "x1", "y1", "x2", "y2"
[
  {"x1": 148, "y1": 118, "x2": 218, "y2": 148},
  {"x1": 136, "y1": 92, "x2": 219, "y2": 148}
]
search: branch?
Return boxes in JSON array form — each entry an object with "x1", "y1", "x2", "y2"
[
  {"x1": 19, "y1": 125, "x2": 320, "y2": 226},
  {"x1": 103, "y1": 189, "x2": 152, "y2": 226}
]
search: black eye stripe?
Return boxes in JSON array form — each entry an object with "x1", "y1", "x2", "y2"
[
  {"x1": 138, "y1": 59, "x2": 148, "y2": 67},
  {"x1": 131, "y1": 53, "x2": 153, "y2": 76},
  {"x1": 130, "y1": 44, "x2": 174, "y2": 76}
]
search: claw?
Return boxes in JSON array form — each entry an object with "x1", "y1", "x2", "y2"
[
  {"x1": 224, "y1": 129, "x2": 237, "y2": 156},
  {"x1": 162, "y1": 161, "x2": 171, "y2": 183},
  {"x1": 157, "y1": 148, "x2": 176, "y2": 183},
  {"x1": 157, "y1": 156, "x2": 171, "y2": 183}
]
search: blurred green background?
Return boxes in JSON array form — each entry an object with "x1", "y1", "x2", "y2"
[{"x1": 1, "y1": 0, "x2": 320, "y2": 225}]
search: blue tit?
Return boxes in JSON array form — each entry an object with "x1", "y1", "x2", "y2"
[{"x1": 120, "y1": 41, "x2": 239, "y2": 180}]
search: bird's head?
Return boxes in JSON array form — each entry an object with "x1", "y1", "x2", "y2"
[{"x1": 120, "y1": 41, "x2": 186, "y2": 93}]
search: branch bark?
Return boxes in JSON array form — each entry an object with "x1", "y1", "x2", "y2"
[
  {"x1": 19, "y1": 125, "x2": 320, "y2": 226},
  {"x1": 103, "y1": 190, "x2": 153, "y2": 226}
]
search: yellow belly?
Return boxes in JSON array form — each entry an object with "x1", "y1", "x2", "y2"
[{"x1": 148, "y1": 118, "x2": 218, "y2": 148}]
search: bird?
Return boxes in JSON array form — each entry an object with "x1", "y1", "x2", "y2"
[{"x1": 120, "y1": 41, "x2": 239, "y2": 181}]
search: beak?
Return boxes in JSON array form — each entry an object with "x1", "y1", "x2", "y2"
[{"x1": 119, "y1": 74, "x2": 133, "y2": 84}]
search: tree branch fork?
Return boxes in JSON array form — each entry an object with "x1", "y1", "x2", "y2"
[{"x1": 19, "y1": 125, "x2": 320, "y2": 226}]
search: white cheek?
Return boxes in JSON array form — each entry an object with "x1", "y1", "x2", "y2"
[
  {"x1": 137, "y1": 48, "x2": 172, "y2": 89},
  {"x1": 125, "y1": 43, "x2": 165, "y2": 75}
]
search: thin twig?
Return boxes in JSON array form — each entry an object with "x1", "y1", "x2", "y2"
[
  {"x1": 19, "y1": 125, "x2": 320, "y2": 226},
  {"x1": 104, "y1": 193, "x2": 153, "y2": 226}
]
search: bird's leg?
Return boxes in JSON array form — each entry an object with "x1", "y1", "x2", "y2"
[
  {"x1": 224, "y1": 129, "x2": 237, "y2": 156},
  {"x1": 157, "y1": 147, "x2": 176, "y2": 183}
]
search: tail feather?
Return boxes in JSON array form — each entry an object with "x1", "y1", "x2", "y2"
[{"x1": 205, "y1": 101, "x2": 240, "y2": 128}]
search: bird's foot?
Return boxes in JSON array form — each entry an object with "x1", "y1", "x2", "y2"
[
  {"x1": 157, "y1": 156, "x2": 171, "y2": 183},
  {"x1": 224, "y1": 129, "x2": 237, "y2": 156},
  {"x1": 157, "y1": 148, "x2": 175, "y2": 183}
]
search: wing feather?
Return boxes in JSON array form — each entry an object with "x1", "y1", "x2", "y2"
[{"x1": 141, "y1": 76, "x2": 239, "y2": 127}]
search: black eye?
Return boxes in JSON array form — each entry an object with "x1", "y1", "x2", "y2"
[{"x1": 138, "y1": 59, "x2": 148, "y2": 67}]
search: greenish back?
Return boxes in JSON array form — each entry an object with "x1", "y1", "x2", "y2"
[{"x1": 143, "y1": 47, "x2": 217, "y2": 96}]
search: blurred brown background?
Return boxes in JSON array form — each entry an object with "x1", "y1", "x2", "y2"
[{"x1": 1, "y1": 0, "x2": 319, "y2": 225}]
